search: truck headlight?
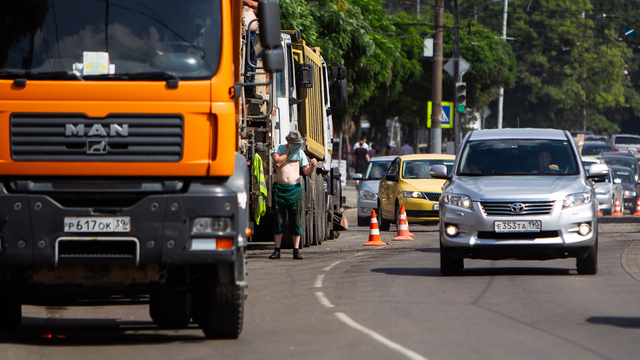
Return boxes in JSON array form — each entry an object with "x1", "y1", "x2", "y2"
[
  {"x1": 563, "y1": 193, "x2": 592, "y2": 208},
  {"x1": 192, "y1": 217, "x2": 234, "y2": 234},
  {"x1": 359, "y1": 190, "x2": 377, "y2": 200},
  {"x1": 403, "y1": 191, "x2": 425, "y2": 199},
  {"x1": 443, "y1": 194, "x2": 473, "y2": 210},
  {"x1": 624, "y1": 190, "x2": 637, "y2": 197}
]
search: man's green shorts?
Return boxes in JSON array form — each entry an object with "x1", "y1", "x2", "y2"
[{"x1": 273, "y1": 182, "x2": 303, "y2": 236}]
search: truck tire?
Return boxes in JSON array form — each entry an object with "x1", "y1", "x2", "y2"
[
  {"x1": 0, "y1": 295, "x2": 21, "y2": 330},
  {"x1": 149, "y1": 293, "x2": 191, "y2": 329},
  {"x1": 199, "y1": 284, "x2": 244, "y2": 339}
]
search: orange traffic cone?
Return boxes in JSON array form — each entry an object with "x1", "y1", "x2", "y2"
[
  {"x1": 393, "y1": 205, "x2": 414, "y2": 241},
  {"x1": 364, "y1": 210, "x2": 387, "y2": 246},
  {"x1": 597, "y1": 208, "x2": 603, "y2": 217},
  {"x1": 634, "y1": 198, "x2": 640, "y2": 216},
  {"x1": 612, "y1": 197, "x2": 623, "y2": 216}
]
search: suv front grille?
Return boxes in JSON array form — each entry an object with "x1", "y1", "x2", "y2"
[
  {"x1": 480, "y1": 201, "x2": 555, "y2": 216},
  {"x1": 11, "y1": 113, "x2": 183, "y2": 162}
]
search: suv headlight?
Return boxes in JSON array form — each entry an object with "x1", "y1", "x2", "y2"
[
  {"x1": 403, "y1": 191, "x2": 425, "y2": 199},
  {"x1": 443, "y1": 194, "x2": 473, "y2": 210},
  {"x1": 563, "y1": 193, "x2": 592, "y2": 208},
  {"x1": 624, "y1": 190, "x2": 637, "y2": 197},
  {"x1": 192, "y1": 217, "x2": 234, "y2": 234},
  {"x1": 359, "y1": 190, "x2": 377, "y2": 200}
]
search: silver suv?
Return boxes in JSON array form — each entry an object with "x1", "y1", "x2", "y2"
[{"x1": 430, "y1": 129, "x2": 608, "y2": 276}]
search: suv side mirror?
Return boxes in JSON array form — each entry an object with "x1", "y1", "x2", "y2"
[{"x1": 385, "y1": 173, "x2": 398, "y2": 182}]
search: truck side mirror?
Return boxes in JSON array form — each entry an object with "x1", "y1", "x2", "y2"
[
  {"x1": 262, "y1": 48, "x2": 284, "y2": 73},
  {"x1": 257, "y1": 0, "x2": 282, "y2": 50},
  {"x1": 298, "y1": 63, "x2": 313, "y2": 89}
]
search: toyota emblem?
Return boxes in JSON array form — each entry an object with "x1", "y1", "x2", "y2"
[{"x1": 510, "y1": 203, "x2": 525, "y2": 213}]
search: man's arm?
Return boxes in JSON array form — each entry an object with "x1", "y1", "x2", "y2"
[
  {"x1": 302, "y1": 158, "x2": 318, "y2": 177},
  {"x1": 272, "y1": 145, "x2": 290, "y2": 167},
  {"x1": 242, "y1": 0, "x2": 259, "y2": 11}
]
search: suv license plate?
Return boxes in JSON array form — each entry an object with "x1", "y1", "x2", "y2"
[
  {"x1": 494, "y1": 220, "x2": 541, "y2": 233},
  {"x1": 64, "y1": 217, "x2": 131, "y2": 232}
]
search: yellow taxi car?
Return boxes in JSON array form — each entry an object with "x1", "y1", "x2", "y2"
[{"x1": 377, "y1": 154, "x2": 455, "y2": 230}]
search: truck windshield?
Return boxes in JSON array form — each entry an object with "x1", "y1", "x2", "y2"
[{"x1": 0, "y1": 0, "x2": 221, "y2": 80}]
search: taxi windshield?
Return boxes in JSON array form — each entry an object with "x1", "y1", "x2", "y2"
[
  {"x1": 402, "y1": 159, "x2": 454, "y2": 179},
  {"x1": 0, "y1": 0, "x2": 221, "y2": 79}
]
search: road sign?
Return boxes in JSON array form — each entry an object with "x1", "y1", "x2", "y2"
[
  {"x1": 625, "y1": 28, "x2": 635, "y2": 37},
  {"x1": 427, "y1": 101, "x2": 454, "y2": 129},
  {"x1": 423, "y1": 38, "x2": 434, "y2": 57},
  {"x1": 444, "y1": 58, "x2": 470, "y2": 78}
]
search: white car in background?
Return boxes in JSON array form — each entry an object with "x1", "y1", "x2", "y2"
[{"x1": 353, "y1": 156, "x2": 394, "y2": 226}]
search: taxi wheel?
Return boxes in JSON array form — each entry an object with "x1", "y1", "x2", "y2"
[
  {"x1": 395, "y1": 203, "x2": 400, "y2": 229},
  {"x1": 377, "y1": 202, "x2": 391, "y2": 232}
]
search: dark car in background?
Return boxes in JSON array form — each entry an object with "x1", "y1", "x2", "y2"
[
  {"x1": 610, "y1": 166, "x2": 639, "y2": 214},
  {"x1": 580, "y1": 141, "x2": 613, "y2": 160},
  {"x1": 601, "y1": 152, "x2": 639, "y2": 182},
  {"x1": 610, "y1": 134, "x2": 640, "y2": 156},
  {"x1": 584, "y1": 135, "x2": 609, "y2": 143}
]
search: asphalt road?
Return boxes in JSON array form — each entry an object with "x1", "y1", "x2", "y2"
[{"x1": 3, "y1": 185, "x2": 640, "y2": 360}]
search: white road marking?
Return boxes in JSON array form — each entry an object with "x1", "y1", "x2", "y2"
[
  {"x1": 314, "y1": 274, "x2": 325, "y2": 288},
  {"x1": 334, "y1": 312, "x2": 429, "y2": 360},
  {"x1": 324, "y1": 261, "x2": 342, "y2": 271},
  {"x1": 314, "y1": 292, "x2": 335, "y2": 308}
]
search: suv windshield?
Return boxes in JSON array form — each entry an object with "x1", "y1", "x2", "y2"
[
  {"x1": 458, "y1": 139, "x2": 579, "y2": 176},
  {"x1": 1, "y1": 0, "x2": 221, "y2": 79},
  {"x1": 402, "y1": 159, "x2": 454, "y2": 179},
  {"x1": 365, "y1": 161, "x2": 392, "y2": 180}
]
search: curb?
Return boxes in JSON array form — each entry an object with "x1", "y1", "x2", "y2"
[{"x1": 621, "y1": 242, "x2": 640, "y2": 282}]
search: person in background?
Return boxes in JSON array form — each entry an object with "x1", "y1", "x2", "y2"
[
  {"x1": 353, "y1": 136, "x2": 370, "y2": 177},
  {"x1": 400, "y1": 141, "x2": 414, "y2": 155},
  {"x1": 269, "y1": 131, "x2": 317, "y2": 260},
  {"x1": 385, "y1": 144, "x2": 396, "y2": 156},
  {"x1": 242, "y1": 0, "x2": 261, "y2": 99},
  {"x1": 368, "y1": 144, "x2": 377, "y2": 159}
]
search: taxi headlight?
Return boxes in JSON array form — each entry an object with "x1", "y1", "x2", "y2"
[
  {"x1": 403, "y1": 191, "x2": 425, "y2": 199},
  {"x1": 624, "y1": 190, "x2": 637, "y2": 197},
  {"x1": 359, "y1": 190, "x2": 377, "y2": 200},
  {"x1": 192, "y1": 217, "x2": 234, "y2": 234},
  {"x1": 563, "y1": 193, "x2": 592, "y2": 208},
  {"x1": 443, "y1": 194, "x2": 473, "y2": 210}
]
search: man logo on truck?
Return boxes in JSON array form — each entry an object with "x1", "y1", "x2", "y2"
[{"x1": 65, "y1": 124, "x2": 129, "y2": 137}]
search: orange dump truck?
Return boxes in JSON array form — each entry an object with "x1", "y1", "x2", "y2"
[{"x1": 0, "y1": 0, "x2": 284, "y2": 338}]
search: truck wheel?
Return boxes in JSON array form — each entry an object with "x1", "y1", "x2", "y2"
[
  {"x1": 199, "y1": 284, "x2": 244, "y2": 339},
  {"x1": 149, "y1": 293, "x2": 191, "y2": 329},
  {"x1": 0, "y1": 296, "x2": 21, "y2": 330}
]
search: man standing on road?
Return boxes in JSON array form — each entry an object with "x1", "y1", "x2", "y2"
[
  {"x1": 353, "y1": 136, "x2": 370, "y2": 176},
  {"x1": 400, "y1": 141, "x2": 414, "y2": 155},
  {"x1": 269, "y1": 131, "x2": 317, "y2": 260}
]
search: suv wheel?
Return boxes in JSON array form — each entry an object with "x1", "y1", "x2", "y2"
[
  {"x1": 576, "y1": 239, "x2": 598, "y2": 275},
  {"x1": 440, "y1": 240, "x2": 464, "y2": 276}
]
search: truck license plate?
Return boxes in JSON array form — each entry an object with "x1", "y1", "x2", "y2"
[
  {"x1": 494, "y1": 220, "x2": 541, "y2": 233},
  {"x1": 64, "y1": 217, "x2": 131, "y2": 232}
]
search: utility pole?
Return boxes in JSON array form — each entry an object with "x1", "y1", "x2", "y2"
[
  {"x1": 416, "y1": 0, "x2": 420, "y2": 19},
  {"x1": 453, "y1": 0, "x2": 462, "y2": 149},
  {"x1": 430, "y1": 0, "x2": 444, "y2": 154},
  {"x1": 496, "y1": 0, "x2": 508, "y2": 129}
]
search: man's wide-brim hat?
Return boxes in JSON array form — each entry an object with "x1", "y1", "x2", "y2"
[{"x1": 286, "y1": 130, "x2": 304, "y2": 144}]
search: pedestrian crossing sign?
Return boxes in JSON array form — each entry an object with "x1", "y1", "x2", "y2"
[{"x1": 427, "y1": 101, "x2": 454, "y2": 129}]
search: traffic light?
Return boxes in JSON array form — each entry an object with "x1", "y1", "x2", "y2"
[{"x1": 455, "y1": 82, "x2": 467, "y2": 113}]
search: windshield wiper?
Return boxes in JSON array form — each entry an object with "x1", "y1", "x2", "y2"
[
  {"x1": 0, "y1": 71, "x2": 84, "y2": 81},
  {"x1": 110, "y1": 71, "x2": 180, "y2": 88}
]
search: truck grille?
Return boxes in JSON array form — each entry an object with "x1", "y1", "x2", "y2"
[
  {"x1": 55, "y1": 237, "x2": 140, "y2": 265},
  {"x1": 480, "y1": 201, "x2": 555, "y2": 216},
  {"x1": 11, "y1": 113, "x2": 183, "y2": 162}
]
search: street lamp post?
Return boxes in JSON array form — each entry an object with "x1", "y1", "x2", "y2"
[{"x1": 496, "y1": 0, "x2": 508, "y2": 129}]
